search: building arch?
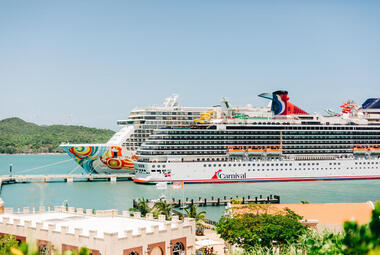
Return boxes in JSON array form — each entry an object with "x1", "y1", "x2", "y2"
[{"x1": 172, "y1": 242, "x2": 185, "y2": 255}]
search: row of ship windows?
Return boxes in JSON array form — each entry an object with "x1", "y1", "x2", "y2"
[
  {"x1": 197, "y1": 161, "x2": 380, "y2": 167},
  {"x1": 140, "y1": 166, "x2": 379, "y2": 174},
  {"x1": 355, "y1": 161, "x2": 380, "y2": 165},
  {"x1": 141, "y1": 145, "x2": 369, "y2": 150},
  {"x1": 200, "y1": 162, "x2": 379, "y2": 168},
  {"x1": 130, "y1": 111, "x2": 200, "y2": 115},
  {"x1": 159, "y1": 130, "x2": 380, "y2": 135},
  {"x1": 150, "y1": 134, "x2": 380, "y2": 139},
  {"x1": 243, "y1": 166, "x2": 377, "y2": 171},
  {"x1": 203, "y1": 163, "x2": 294, "y2": 167},
  {"x1": 138, "y1": 137, "x2": 380, "y2": 143},
  {"x1": 138, "y1": 151, "x2": 355, "y2": 155},
  {"x1": 155, "y1": 130, "x2": 380, "y2": 134}
]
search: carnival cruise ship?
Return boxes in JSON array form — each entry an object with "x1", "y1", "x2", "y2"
[{"x1": 133, "y1": 91, "x2": 380, "y2": 183}]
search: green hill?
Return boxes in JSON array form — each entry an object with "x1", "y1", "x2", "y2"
[{"x1": 0, "y1": 117, "x2": 115, "y2": 154}]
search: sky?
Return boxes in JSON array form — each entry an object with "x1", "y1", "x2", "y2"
[{"x1": 0, "y1": 0, "x2": 379, "y2": 130}]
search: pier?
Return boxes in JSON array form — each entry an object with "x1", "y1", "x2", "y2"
[
  {"x1": 0, "y1": 174, "x2": 134, "y2": 186},
  {"x1": 136, "y1": 194, "x2": 280, "y2": 209}
]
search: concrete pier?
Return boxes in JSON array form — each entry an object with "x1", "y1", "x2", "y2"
[{"x1": 0, "y1": 174, "x2": 134, "y2": 187}]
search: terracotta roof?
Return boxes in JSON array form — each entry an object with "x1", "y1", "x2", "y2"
[{"x1": 232, "y1": 202, "x2": 374, "y2": 225}]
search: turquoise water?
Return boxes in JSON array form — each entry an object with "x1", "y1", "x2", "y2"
[{"x1": 1, "y1": 155, "x2": 380, "y2": 220}]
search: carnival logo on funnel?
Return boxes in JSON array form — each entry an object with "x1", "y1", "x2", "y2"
[{"x1": 211, "y1": 169, "x2": 247, "y2": 180}]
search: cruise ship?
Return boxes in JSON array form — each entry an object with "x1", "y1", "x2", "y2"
[
  {"x1": 60, "y1": 95, "x2": 214, "y2": 173},
  {"x1": 133, "y1": 91, "x2": 380, "y2": 183}
]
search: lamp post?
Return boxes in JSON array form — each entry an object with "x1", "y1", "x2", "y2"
[
  {"x1": 167, "y1": 241, "x2": 173, "y2": 254},
  {"x1": 63, "y1": 200, "x2": 68, "y2": 211}
]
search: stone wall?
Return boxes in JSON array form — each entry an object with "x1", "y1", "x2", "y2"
[{"x1": 0, "y1": 205, "x2": 195, "y2": 255}]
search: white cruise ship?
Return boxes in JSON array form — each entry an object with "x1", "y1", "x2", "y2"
[
  {"x1": 60, "y1": 95, "x2": 217, "y2": 173},
  {"x1": 133, "y1": 91, "x2": 380, "y2": 183}
]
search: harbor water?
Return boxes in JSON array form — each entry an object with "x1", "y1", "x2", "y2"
[{"x1": 1, "y1": 154, "x2": 380, "y2": 220}]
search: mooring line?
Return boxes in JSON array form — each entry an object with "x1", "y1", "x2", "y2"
[
  {"x1": 67, "y1": 165, "x2": 81, "y2": 175},
  {"x1": 14, "y1": 158, "x2": 73, "y2": 174}
]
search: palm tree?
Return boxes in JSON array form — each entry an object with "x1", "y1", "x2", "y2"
[
  {"x1": 184, "y1": 205, "x2": 207, "y2": 235},
  {"x1": 153, "y1": 200, "x2": 173, "y2": 220},
  {"x1": 129, "y1": 197, "x2": 151, "y2": 217}
]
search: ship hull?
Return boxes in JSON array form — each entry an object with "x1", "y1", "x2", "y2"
[
  {"x1": 133, "y1": 158, "x2": 380, "y2": 184},
  {"x1": 60, "y1": 145, "x2": 135, "y2": 174}
]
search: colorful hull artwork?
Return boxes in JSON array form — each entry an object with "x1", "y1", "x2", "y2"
[{"x1": 60, "y1": 145, "x2": 135, "y2": 173}]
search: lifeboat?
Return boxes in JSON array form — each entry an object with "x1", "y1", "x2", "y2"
[
  {"x1": 247, "y1": 146, "x2": 265, "y2": 156},
  {"x1": 369, "y1": 145, "x2": 380, "y2": 155},
  {"x1": 265, "y1": 146, "x2": 282, "y2": 156},
  {"x1": 227, "y1": 146, "x2": 246, "y2": 156},
  {"x1": 353, "y1": 145, "x2": 368, "y2": 155}
]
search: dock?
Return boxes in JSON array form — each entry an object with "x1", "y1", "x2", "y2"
[
  {"x1": 0, "y1": 174, "x2": 134, "y2": 185},
  {"x1": 136, "y1": 194, "x2": 280, "y2": 208}
]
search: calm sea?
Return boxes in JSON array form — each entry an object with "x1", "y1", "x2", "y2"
[{"x1": 1, "y1": 154, "x2": 380, "y2": 220}]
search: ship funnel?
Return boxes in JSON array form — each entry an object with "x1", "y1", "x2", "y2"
[{"x1": 260, "y1": 90, "x2": 308, "y2": 116}]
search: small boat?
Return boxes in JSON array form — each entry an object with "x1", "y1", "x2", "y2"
[
  {"x1": 369, "y1": 145, "x2": 380, "y2": 155},
  {"x1": 265, "y1": 146, "x2": 282, "y2": 156},
  {"x1": 353, "y1": 145, "x2": 368, "y2": 154},
  {"x1": 227, "y1": 146, "x2": 246, "y2": 155}
]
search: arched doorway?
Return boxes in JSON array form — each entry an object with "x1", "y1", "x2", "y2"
[
  {"x1": 150, "y1": 246, "x2": 163, "y2": 255},
  {"x1": 172, "y1": 242, "x2": 185, "y2": 255},
  {"x1": 39, "y1": 245, "x2": 50, "y2": 255}
]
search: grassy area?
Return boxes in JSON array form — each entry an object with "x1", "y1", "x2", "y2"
[{"x1": 0, "y1": 117, "x2": 115, "y2": 154}]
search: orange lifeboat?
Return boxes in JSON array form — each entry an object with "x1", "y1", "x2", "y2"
[
  {"x1": 265, "y1": 145, "x2": 282, "y2": 156},
  {"x1": 369, "y1": 145, "x2": 380, "y2": 155},
  {"x1": 353, "y1": 145, "x2": 368, "y2": 154},
  {"x1": 247, "y1": 146, "x2": 265, "y2": 156},
  {"x1": 227, "y1": 145, "x2": 246, "y2": 155}
]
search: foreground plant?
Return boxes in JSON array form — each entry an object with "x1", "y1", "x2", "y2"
[
  {"x1": 0, "y1": 235, "x2": 19, "y2": 255},
  {"x1": 185, "y1": 204, "x2": 207, "y2": 235},
  {"x1": 129, "y1": 197, "x2": 151, "y2": 217},
  {"x1": 218, "y1": 202, "x2": 380, "y2": 255},
  {"x1": 10, "y1": 243, "x2": 91, "y2": 255},
  {"x1": 217, "y1": 204, "x2": 308, "y2": 250}
]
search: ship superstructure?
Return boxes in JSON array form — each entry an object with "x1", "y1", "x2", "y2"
[
  {"x1": 133, "y1": 91, "x2": 380, "y2": 183},
  {"x1": 60, "y1": 95, "x2": 240, "y2": 173}
]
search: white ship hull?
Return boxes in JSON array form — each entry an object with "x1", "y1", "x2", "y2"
[{"x1": 133, "y1": 158, "x2": 380, "y2": 183}]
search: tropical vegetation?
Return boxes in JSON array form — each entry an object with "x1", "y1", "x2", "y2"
[
  {"x1": 130, "y1": 197, "x2": 207, "y2": 235},
  {"x1": 0, "y1": 236, "x2": 91, "y2": 255},
  {"x1": 129, "y1": 197, "x2": 151, "y2": 217},
  {"x1": 129, "y1": 197, "x2": 179, "y2": 220},
  {"x1": 217, "y1": 205, "x2": 308, "y2": 251},
  {"x1": 217, "y1": 202, "x2": 380, "y2": 254},
  {"x1": 184, "y1": 205, "x2": 207, "y2": 235},
  {"x1": 0, "y1": 235, "x2": 19, "y2": 255},
  {"x1": 0, "y1": 117, "x2": 114, "y2": 154}
]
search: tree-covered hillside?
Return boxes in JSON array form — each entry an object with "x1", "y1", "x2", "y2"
[{"x1": 0, "y1": 117, "x2": 115, "y2": 154}]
